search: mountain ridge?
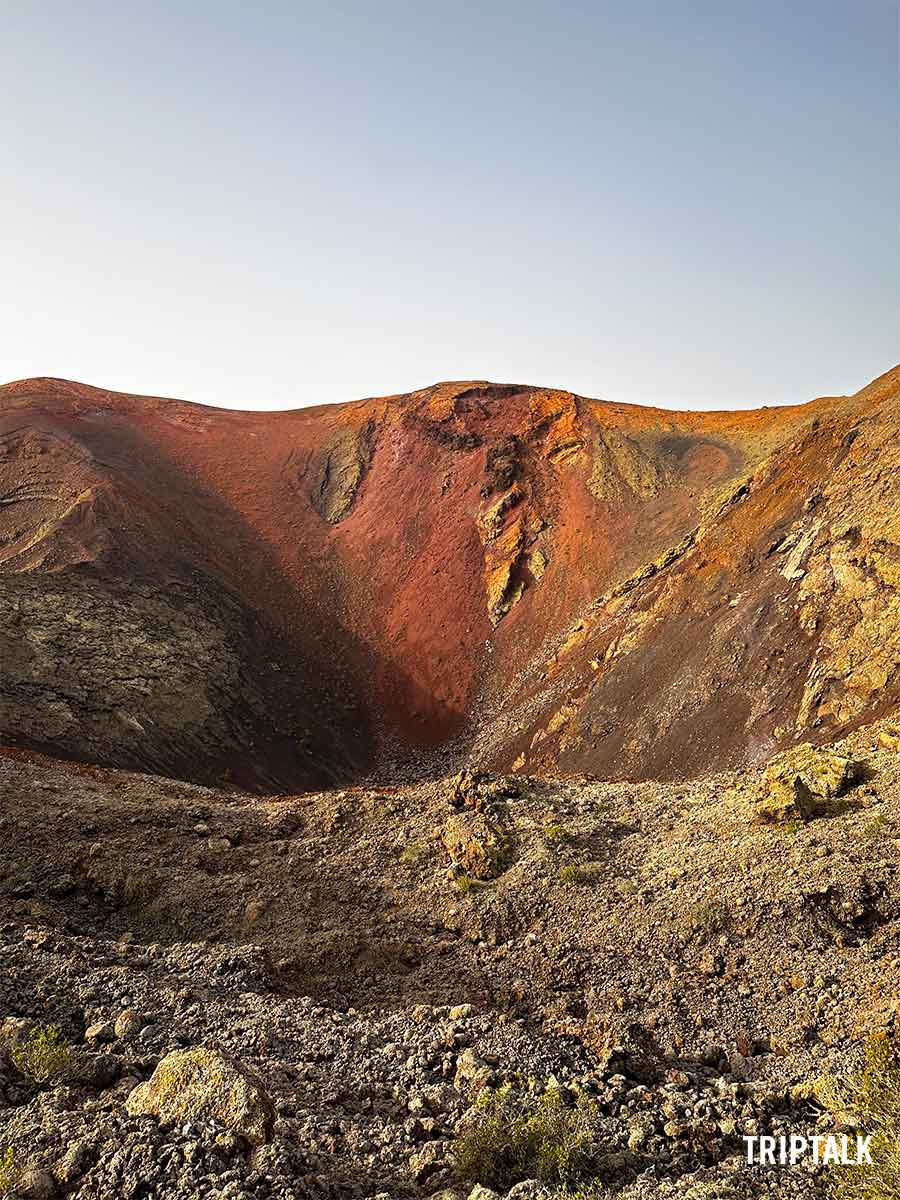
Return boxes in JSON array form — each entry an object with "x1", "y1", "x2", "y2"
[{"x1": 0, "y1": 370, "x2": 860, "y2": 418}]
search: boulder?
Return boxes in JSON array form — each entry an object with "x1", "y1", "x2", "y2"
[
  {"x1": 408, "y1": 1140, "x2": 448, "y2": 1182},
  {"x1": 125, "y1": 1047, "x2": 274, "y2": 1145},
  {"x1": 17, "y1": 1168, "x2": 57, "y2": 1199},
  {"x1": 84, "y1": 1021, "x2": 114, "y2": 1045},
  {"x1": 877, "y1": 728, "x2": 900, "y2": 753},
  {"x1": 113, "y1": 1010, "x2": 143, "y2": 1040},
  {"x1": 53, "y1": 1142, "x2": 93, "y2": 1186},
  {"x1": 755, "y1": 743, "x2": 861, "y2": 822},
  {"x1": 444, "y1": 770, "x2": 489, "y2": 810},
  {"x1": 441, "y1": 812, "x2": 506, "y2": 879},
  {"x1": 454, "y1": 1047, "x2": 493, "y2": 1095}
]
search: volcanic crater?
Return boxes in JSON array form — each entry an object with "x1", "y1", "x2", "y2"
[{"x1": 2, "y1": 366, "x2": 899, "y2": 792}]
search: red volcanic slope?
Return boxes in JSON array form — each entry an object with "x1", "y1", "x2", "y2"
[{"x1": 1, "y1": 369, "x2": 899, "y2": 790}]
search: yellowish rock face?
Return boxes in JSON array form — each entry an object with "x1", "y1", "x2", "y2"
[
  {"x1": 440, "y1": 810, "x2": 507, "y2": 879},
  {"x1": 755, "y1": 743, "x2": 861, "y2": 823},
  {"x1": 125, "y1": 1047, "x2": 275, "y2": 1146}
]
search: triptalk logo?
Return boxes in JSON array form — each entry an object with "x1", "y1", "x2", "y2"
[{"x1": 744, "y1": 1134, "x2": 872, "y2": 1166}]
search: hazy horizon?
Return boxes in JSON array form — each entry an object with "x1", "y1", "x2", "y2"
[{"x1": 2, "y1": 0, "x2": 898, "y2": 412}]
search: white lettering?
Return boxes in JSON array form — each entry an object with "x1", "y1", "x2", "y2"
[
  {"x1": 744, "y1": 1129, "x2": 871, "y2": 1166},
  {"x1": 789, "y1": 1135, "x2": 808, "y2": 1164}
]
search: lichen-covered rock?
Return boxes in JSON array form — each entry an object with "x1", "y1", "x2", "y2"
[
  {"x1": 755, "y1": 743, "x2": 862, "y2": 822},
  {"x1": 125, "y1": 1047, "x2": 274, "y2": 1145},
  {"x1": 440, "y1": 811, "x2": 506, "y2": 879},
  {"x1": 877, "y1": 728, "x2": 900, "y2": 753},
  {"x1": 481, "y1": 512, "x2": 527, "y2": 625}
]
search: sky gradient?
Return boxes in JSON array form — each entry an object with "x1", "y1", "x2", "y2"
[{"x1": 2, "y1": 0, "x2": 898, "y2": 411}]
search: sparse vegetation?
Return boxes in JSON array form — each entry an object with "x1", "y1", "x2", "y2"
[
  {"x1": 454, "y1": 1080, "x2": 602, "y2": 1191},
  {"x1": 558, "y1": 864, "x2": 583, "y2": 885},
  {"x1": 10, "y1": 1023, "x2": 73, "y2": 1085},
  {"x1": 369, "y1": 793, "x2": 396, "y2": 820},
  {"x1": 454, "y1": 872, "x2": 474, "y2": 896},
  {"x1": 863, "y1": 814, "x2": 894, "y2": 840},
  {"x1": 552, "y1": 1183, "x2": 608, "y2": 1200},
  {"x1": 819, "y1": 1032, "x2": 900, "y2": 1200},
  {"x1": 399, "y1": 840, "x2": 428, "y2": 868},
  {"x1": 687, "y1": 896, "x2": 729, "y2": 938},
  {"x1": 0, "y1": 1147, "x2": 20, "y2": 1197},
  {"x1": 544, "y1": 823, "x2": 571, "y2": 843}
]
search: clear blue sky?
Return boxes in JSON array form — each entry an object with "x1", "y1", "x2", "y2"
[{"x1": 1, "y1": 0, "x2": 897, "y2": 410}]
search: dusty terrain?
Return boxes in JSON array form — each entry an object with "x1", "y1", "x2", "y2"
[{"x1": 0, "y1": 721, "x2": 899, "y2": 1198}]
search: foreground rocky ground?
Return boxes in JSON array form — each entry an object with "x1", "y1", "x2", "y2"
[{"x1": 1, "y1": 724, "x2": 899, "y2": 1199}]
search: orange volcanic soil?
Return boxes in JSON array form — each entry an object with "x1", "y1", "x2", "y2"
[{"x1": 1, "y1": 368, "x2": 899, "y2": 790}]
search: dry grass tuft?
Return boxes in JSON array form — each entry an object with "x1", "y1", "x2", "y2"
[
  {"x1": 10, "y1": 1023, "x2": 73, "y2": 1085},
  {"x1": 454, "y1": 1079, "x2": 603, "y2": 1191},
  {"x1": 819, "y1": 1032, "x2": 900, "y2": 1199},
  {"x1": 0, "y1": 1147, "x2": 20, "y2": 1197}
]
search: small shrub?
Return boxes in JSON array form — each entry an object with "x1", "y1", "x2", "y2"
[
  {"x1": 820, "y1": 1031, "x2": 900, "y2": 1199},
  {"x1": 863, "y1": 815, "x2": 893, "y2": 840},
  {"x1": 10, "y1": 1023, "x2": 73, "y2": 1085},
  {"x1": 544, "y1": 824, "x2": 570, "y2": 844},
  {"x1": 558, "y1": 865, "x2": 583, "y2": 885},
  {"x1": 0, "y1": 1147, "x2": 20, "y2": 1197},
  {"x1": 687, "y1": 896, "x2": 729, "y2": 938},
  {"x1": 553, "y1": 1184, "x2": 608, "y2": 1200},
  {"x1": 454, "y1": 1080, "x2": 602, "y2": 1190},
  {"x1": 399, "y1": 841, "x2": 427, "y2": 868},
  {"x1": 370, "y1": 794, "x2": 395, "y2": 819},
  {"x1": 454, "y1": 872, "x2": 474, "y2": 896}
]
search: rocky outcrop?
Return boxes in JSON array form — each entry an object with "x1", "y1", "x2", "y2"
[
  {"x1": 443, "y1": 770, "x2": 521, "y2": 811},
  {"x1": 754, "y1": 743, "x2": 862, "y2": 823},
  {"x1": 475, "y1": 447, "x2": 529, "y2": 625},
  {"x1": 311, "y1": 421, "x2": 374, "y2": 523},
  {"x1": 440, "y1": 811, "x2": 508, "y2": 879},
  {"x1": 126, "y1": 1047, "x2": 274, "y2": 1145}
]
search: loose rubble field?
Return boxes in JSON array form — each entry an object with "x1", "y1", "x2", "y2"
[{"x1": 0, "y1": 725, "x2": 899, "y2": 1199}]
